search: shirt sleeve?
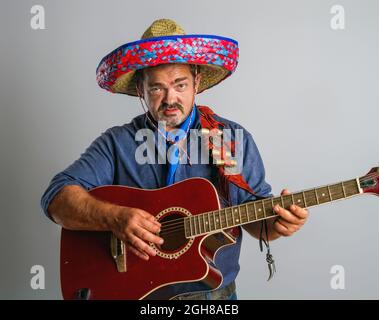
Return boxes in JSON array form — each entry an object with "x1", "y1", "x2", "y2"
[
  {"x1": 40, "y1": 129, "x2": 115, "y2": 220},
  {"x1": 235, "y1": 130, "x2": 273, "y2": 205}
]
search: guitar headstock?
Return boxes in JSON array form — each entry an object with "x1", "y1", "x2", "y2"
[{"x1": 360, "y1": 167, "x2": 379, "y2": 195}]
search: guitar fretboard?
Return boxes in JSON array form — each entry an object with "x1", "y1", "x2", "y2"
[{"x1": 184, "y1": 178, "x2": 362, "y2": 238}]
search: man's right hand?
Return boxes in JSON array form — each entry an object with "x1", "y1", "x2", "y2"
[
  {"x1": 48, "y1": 185, "x2": 164, "y2": 261},
  {"x1": 111, "y1": 207, "x2": 164, "y2": 261}
]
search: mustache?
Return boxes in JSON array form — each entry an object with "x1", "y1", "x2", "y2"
[{"x1": 158, "y1": 103, "x2": 184, "y2": 113}]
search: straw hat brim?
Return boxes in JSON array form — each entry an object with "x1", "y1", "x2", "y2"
[{"x1": 96, "y1": 35, "x2": 239, "y2": 96}]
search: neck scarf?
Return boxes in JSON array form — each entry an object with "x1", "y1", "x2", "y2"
[{"x1": 164, "y1": 105, "x2": 197, "y2": 185}]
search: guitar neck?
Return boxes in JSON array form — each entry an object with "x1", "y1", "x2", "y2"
[{"x1": 185, "y1": 177, "x2": 363, "y2": 238}]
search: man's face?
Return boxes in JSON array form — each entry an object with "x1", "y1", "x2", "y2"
[{"x1": 140, "y1": 64, "x2": 201, "y2": 130}]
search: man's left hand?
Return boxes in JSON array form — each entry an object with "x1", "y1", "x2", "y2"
[{"x1": 272, "y1": 189, "x2": 309, "y2": 237}]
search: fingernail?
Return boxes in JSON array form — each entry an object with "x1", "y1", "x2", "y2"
[
  {"x1": 159, "y1": 238, "x2": 164, "y2": 244},
  {"x1": 274, "y1": 205, "x2": 280, "y2": 212}
]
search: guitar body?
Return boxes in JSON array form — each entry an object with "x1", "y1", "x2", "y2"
[
  {"x1": 60, "y1": 178, "x2": 236, "y2": 300},
  {"x1": 60, "y1": 166, "x2": 379, "y2": 299}
]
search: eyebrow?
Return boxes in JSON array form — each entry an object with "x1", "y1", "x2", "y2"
[
  {"x1": 147, "y1": 77, "x2": 189, "y2": 87},
  {"x1": 173, "y1": 77, "x2": 189, "y2": 84}
]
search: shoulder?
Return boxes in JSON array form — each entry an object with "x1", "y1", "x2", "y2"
[
  {"x1": 210, "y1": 112, "x2": 255, "y2": 142},
  {"x1": 100, "y1": 113, "x2": 146, "y2": 141},
  {"x1": 207, "y1": 110, "x2": 263, "y2": 155}
]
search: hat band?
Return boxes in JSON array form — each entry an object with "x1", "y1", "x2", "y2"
[{"x1": 96, "y1": 35, "x2": 239, "y2": 93}]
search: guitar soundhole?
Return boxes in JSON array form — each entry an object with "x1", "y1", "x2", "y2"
[{"x1": 158, "y1": 213, "x2": 187, "y2": 252}]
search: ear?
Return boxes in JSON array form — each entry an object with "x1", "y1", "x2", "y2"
[{"x1": 136, "y1": 83, "x2": 144, "y2": 98}]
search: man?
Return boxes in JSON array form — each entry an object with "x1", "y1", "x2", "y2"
[{"x1": 41, "y1": 19, "x2": 308, "y2": 300}]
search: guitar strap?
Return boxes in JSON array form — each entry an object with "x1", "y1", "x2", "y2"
[{"x1": 197, "y1": 105, "x2": 276, "y2": 280}]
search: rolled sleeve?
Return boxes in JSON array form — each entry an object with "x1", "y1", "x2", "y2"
[{"x1": 40, "y1": 130, "x2": 115, "y2": 219}]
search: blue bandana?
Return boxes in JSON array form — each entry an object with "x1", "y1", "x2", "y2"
[{"x1": 164, "y1": 105, "x2": 197, "y2": 185}]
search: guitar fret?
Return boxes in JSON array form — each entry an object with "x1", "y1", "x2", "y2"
[
  {"x1": 219, "y1": 211, "x2": 223, "y2": 229},
  {"x1": 245, "y1": 203, "x2": 251, "y2": 221},
  {"x1": 341, "y1": 182, "x2": 346, "y2": 198},
  {"x1": 189, "y1": 217, "x2": 194, "y2": 237},
  {"x1": 253, "y1": 202, "x2": 258, "y2": 221},
  {"x1": 224, "y1": 209, "x2": 229, "y2": 227},
  {"x1": 271, "y1": 198, "x2": 275, "y2": 214},
  {"x1": 238, "y1": 206, "x2": 242, "y2": 223},
  {"x1": 314, "y1": 188, "x2": 320, "y2": 204},
  {"x1": 291, "y1": 193, "x2": 295, "y2": 207},
  {"x1": 184, "y1": 218, "x2": 188, "y2": 238},
  {"x1": 302, "y1": 191, "x2": 307, "y2": 207},
  {"x1": 264, "y1": 199, "x2": 273, "y2": 217},
  {"x1": 199, "y1": 215, "x2": 203, "y2": 234},
  {"x1": 212, "y1": 212, "x2": 216, "y2": 232},
  {"x1": 193, "y1": 216, "x2": 198, "y2": 236},
  {"x1": 231, "y1": 208, "x2": 236, "y2": 226},
  {"x1": 262, "y1": 201, "x2": 267, "y2": 218},
  {"x1": 245, "y1": 205, "x2": 250, "y2": 222},
  {"x1": 280, "y1": 197, "x2": 285, "y2": 208},
  {"x1": 233, "y1": 208, "x2": 238, "y2": 224},
  {"x1": 327, "y1": 185, "x2": 332, "y2": 201}
]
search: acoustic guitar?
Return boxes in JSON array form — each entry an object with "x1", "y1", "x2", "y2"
[{"x1": 60, "y1": 167, "x2": 379, "y2": 299}]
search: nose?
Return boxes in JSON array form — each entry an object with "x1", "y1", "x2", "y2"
[{"x1": 162, "y1": 87, "x2": 177, "y2": 106}]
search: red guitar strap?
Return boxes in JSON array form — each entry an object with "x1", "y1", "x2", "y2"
[
  {"x1": 197, "y1": 105, "x2": 257, "y2": 238},
  {"x1": 198, "y1": 106, "x2": 277, "y2": 281}
]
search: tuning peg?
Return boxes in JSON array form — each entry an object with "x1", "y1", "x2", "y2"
[
  {"x1": 215, "y1": 159, "x2": 237, "y2": 167},
  {"x1": 200, "y1": 128, "x2": 210, "y2": 135},
  {"x1": 212, "y1": 149, "x2": 231, "y2": 158}
]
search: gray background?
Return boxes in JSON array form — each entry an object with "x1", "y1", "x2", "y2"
[{"x1": 1, "y1": 0, "x2": 378, "y2": 299}]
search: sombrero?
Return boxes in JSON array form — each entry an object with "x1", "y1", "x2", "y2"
[{"x1": 96, "y1": 19, "x2": 239, "y2": 96}]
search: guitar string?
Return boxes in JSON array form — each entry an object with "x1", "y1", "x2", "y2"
[
  {"x1": 158, "y1": 173, "x2": 379, "y2": 234},
  {"x1": 160, "y1": 210, "x2": 259, "y2": 232},
  {"x1": 161, "y1": 181, "x2": 362, "y2": 231},
  {"x1": 159, "y1": 192, "x2": 354, "y2": 233},
  {"x1": 160, "y1": 212, "x2": 257, "y2": 235},
  {"x1": 160, "y1": 206, "x2": 272, "y2": 230},
  {"x1": 159, "y1": 216, "x2": 231, "y2": 235},
  {"x1": 160, "y1": 212, "x2": 232, "y2": 230},
  {"x1": 160, "y1": 183, "x2": 379, "y2": 236}
]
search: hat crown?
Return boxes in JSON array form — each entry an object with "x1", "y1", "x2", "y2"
[{"x1": 141, "y1": 19, "x2": 186, "y2": 39}]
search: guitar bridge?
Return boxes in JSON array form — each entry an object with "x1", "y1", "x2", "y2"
[{"x1": 110, "y1": 233, "x2": 127, "y2": 273}]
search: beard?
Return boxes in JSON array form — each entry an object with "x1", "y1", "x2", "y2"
[{"x1": 156, "y1": 103, "x2": 185, "y2": 128}]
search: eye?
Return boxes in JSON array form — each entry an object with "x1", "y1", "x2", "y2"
[
  {"x1": 149, "y1": 87, "x2": 161, "y2": 94},
  {"x1": 176, "y1": 83, "x2": 187, "y2": 91}
]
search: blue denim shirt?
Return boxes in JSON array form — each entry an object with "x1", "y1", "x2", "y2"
[{"x1": 41, "y1": 105, "x2": 272, "y2": 293}]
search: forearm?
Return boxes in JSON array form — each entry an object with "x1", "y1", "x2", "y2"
[
  {"x1": 242, "y1": 218, "x2": 282, "y2": 241},
  {"x1": 47, "y1": 185, "x2": 118, "y2": 231}
]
